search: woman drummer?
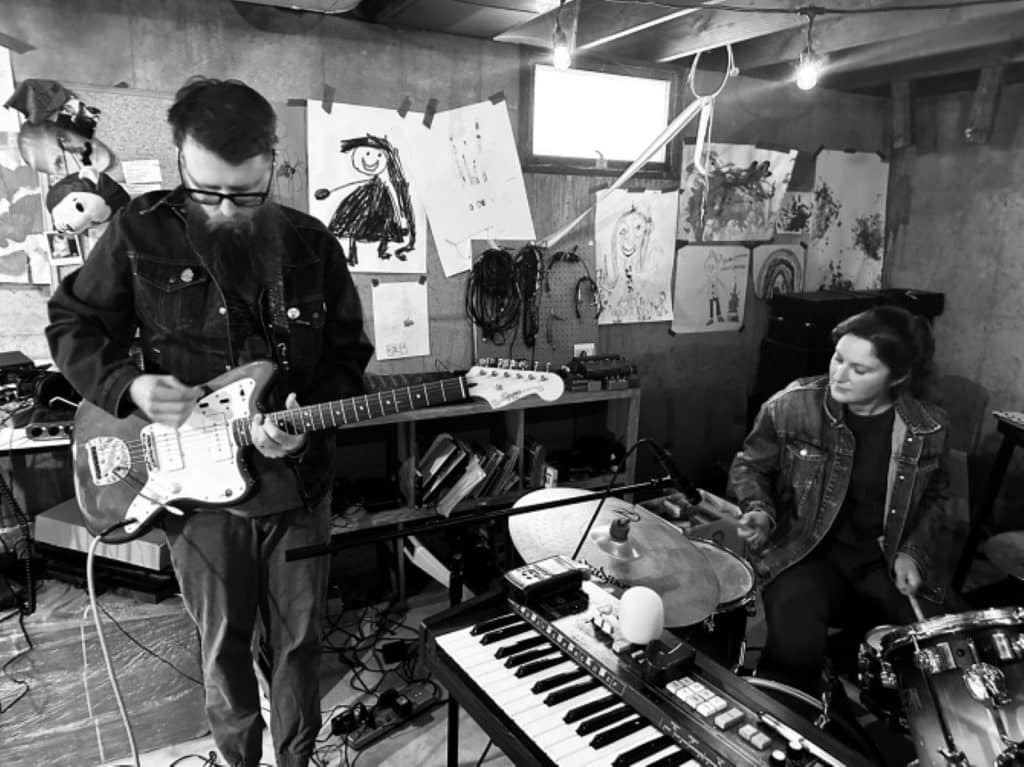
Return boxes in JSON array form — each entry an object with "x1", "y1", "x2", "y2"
[{"x1": 729, "y1": 305, "x2": 968, "y2": 696}]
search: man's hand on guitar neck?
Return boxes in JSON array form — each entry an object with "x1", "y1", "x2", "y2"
[
  {"x1": 130, "y1": 374, "x2": 202, "y2": 428},
  {"x1": 251, "y1": 392, "x2": 308, "y2": 459}
]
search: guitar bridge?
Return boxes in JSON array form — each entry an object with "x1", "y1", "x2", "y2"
[{"x1": 86, "y1": 437, "x2": 132, "y2": 486}]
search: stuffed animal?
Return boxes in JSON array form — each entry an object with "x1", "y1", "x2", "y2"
[{"x1": 46, "y1": 167, "x2": 129, "y2": 236}]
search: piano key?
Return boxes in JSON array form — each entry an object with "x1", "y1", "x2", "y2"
[
  {"x1": 612, "y1": 734, "x2": 674, "y2": 766},
  {"x1": 590, "y1": 716, "x2": 648, "y2": 749},
  {"x1": 505, "y1": 647, "x2": 560, "y2": 668},
  {"x1": 518, "y1": 686, "x2": 610, "y2": 728},
  {"x1": 577, "y1": 704, "x2": 634, "y2": 735},
  {"x1": 564, "y1": 693, "x2": 619, "y2": 723},
  {"x1": 603, "y1": 727, "x2": 667, "y2": 763},
  {"x1": 632, "y1": 747, "x2": 693, "y2": 767},
  {"x1": 534, "y1": 668, "x2": 589, "y2": 695},
  {"x1": 479, "y1": 622, "x2": 532, "y2": 645},
  {"x1": 494, "y1": 635, "x2": 548, "y2": 658},
  {"x1": 515, "y1": 655, "x2": 573, "y2": 678},
  {"x1": 646, "y1": 750, "x2": 698, "y2": 767},
  {"x1": 470, "y1": 613, "x2": 521, "y2": 635}
]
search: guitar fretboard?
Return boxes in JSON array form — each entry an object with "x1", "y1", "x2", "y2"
[{"x1": 234, "y1": 377, "x2": 468, "y2": 445}]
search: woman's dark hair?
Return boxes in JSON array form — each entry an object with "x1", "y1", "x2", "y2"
[
  {"x1": 831, "y1": 305, "x2": 936, "y2": 399},
  {"x1": 167, "y1": 77, "x2": 277, "y2": 163}
]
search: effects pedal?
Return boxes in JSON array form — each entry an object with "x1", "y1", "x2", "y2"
[{"x1": 344, "y1": 680, "x2": 442, "y2": 750}]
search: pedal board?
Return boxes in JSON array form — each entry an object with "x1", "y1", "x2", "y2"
[{"x1": 345, "y1": 680, "x2": 442, "y2": 750}]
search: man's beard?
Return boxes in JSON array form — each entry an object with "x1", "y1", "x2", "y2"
[{"x1": 187, "y1": 202, "x2": 282, "y2": 296}]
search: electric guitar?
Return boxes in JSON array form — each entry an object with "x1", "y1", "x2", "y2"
[{"x1": 72, "y1": 361, "x2": 564, "y2": 543}]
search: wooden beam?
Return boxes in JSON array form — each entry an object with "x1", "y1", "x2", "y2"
[
  {"x1": 891, "y1": 79, "x2": 912, "y2": 149},
  {"x1": 736, "y1": 0, "x2": 1024, "y2": 73},
  {"x1": 966, "y1": 63, "x2": 1007, "y2": 144}
]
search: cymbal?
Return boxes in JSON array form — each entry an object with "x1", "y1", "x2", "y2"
[
  {"x1": 509, "y1": 487, "x2": 721, "y2": 627},
  {"x1": 980, "y1": 531, "x2": 1024, "y2": 580}
]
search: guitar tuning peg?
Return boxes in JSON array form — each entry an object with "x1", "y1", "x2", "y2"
[
  {"x1": 545, "y1": 363, "x2": 551, "y2": 373},
  {"x1": 533, "y1": 362, "x2": 540, "y2": 372}
]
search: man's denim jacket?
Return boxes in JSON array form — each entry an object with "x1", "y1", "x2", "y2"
[
  {"x1": 46, "y1": 188, "x2": 374, "y2": 509},
  {"x1": 728, "y1": 376, "x2": 954, "y2": 603}
]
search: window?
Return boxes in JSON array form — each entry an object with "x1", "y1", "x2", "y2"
[{"x1": 521, "y1": 60, "x2": 680, "y2": 177}]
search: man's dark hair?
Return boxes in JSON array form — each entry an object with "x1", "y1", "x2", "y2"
[{"x1": 168, "y1": 77, "x2": 277, "y2": 164}]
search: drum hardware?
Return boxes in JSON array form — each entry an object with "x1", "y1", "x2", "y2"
[
  {"x1": 909, "y1": 631, "x2": 969, "y2": 766},
  {"x1": 914, "y1": 643, "x2": 957, "y2": 675},
  {"x1": 962, "y1": 657, "x2": 1024, "y2": 766}
]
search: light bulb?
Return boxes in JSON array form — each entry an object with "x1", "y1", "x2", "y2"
[
  {"x1": 552, "y1": 28, "x2": 571, "y2": 71},
  {"x1": 795, "y1": 51, "x2": 820, "y2": 90}
]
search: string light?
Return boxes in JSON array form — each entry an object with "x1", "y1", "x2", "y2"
[
  {"x1": 794, "y1": 10, "x2": 821, "y2": 90},
  {"x1": 552, "y1": 1, "x2": 572, "y2": 71}
]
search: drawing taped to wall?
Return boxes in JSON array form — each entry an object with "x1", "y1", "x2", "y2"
[
  {"x1": 0, "y1": 133, "x2": 49, "y2": 286},
  {"x1": 805, "y1": 149, "x2": 888, "y2": 291},
  {"x1": 678, "y1": 143, "x2": 797, "y2": 243},
  {"x1": 752, "y1": 243, "x2": 805, "y2": 299},
  {"x1": 672, "y1": 244, "x2": 750, "y2": 334},
  {"x1": 776, "y1": 191, "x2": 812, "y2": 235},
  {"x1": 307, "y1": 103, "x2": 426, "y2": 274},
  {"x1": 595, "y1": 189, "x2": 675, "y2": 325}
]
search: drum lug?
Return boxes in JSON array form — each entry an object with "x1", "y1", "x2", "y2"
[
  {"x1": 991, "y1": 630, "x2": 1024, "y2": 662},
  {"x1": 963, "y1": 662, "x2": 1011, "y2": 708},
  {"x1": 914, "y1": 643, "x2": 956, "y2": 675}
]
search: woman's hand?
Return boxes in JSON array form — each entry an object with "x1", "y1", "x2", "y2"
[
  {"x1": 894, "y1": 553, "x2": 922, "y2": 596},
  {"x1": 737, "y1": 510, "x2": 773, "y2": 549}
]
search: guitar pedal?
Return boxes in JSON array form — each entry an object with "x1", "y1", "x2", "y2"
[{"x1": 504, "y1": 554, "x2": 587, "y2": 607}]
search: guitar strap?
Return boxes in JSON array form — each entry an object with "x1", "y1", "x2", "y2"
[{"x1": 266, "y1": 255, "x2": 292, "y2": 376}]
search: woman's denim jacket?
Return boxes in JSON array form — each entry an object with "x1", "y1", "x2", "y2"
[
  {"x1": 46, "y1": 188, "x2": 374, "y2": 509},
  {"x1": 728, "y1": 376, "x2": 954, "y2": 603}
]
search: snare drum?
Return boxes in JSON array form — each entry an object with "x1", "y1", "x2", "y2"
[
  {"x1": 674, "y1": 538, "x2": 756, "y2": 669},
  {"x1": 857, "y1": 624, "x2": 907, "y2": 731},
  {"x1": 882, "y1": 607, "x2": 1024, "y2": 767}
]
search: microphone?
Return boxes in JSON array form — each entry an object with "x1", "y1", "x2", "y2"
[
  {"x1": 619, "y1": 586, "x2": 696, "y2": 685},
  {"x1": 648, "y1": 442, "x2": 701, "y2": 505}
]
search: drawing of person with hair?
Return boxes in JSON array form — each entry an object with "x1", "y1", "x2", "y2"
[
  {"x1": 314, "y1": 133, "x2": 415, "y2": 266},
  {"x1": 700, "y1": 250, "x2": 726, "y2": 325}
]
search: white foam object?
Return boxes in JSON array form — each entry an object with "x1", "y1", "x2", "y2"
[{"x1": 618, "y1": 585, "x2": 665, "y2": 645}]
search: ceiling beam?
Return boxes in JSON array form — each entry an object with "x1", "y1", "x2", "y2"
[{"x1": 735, "y1": 0, "x2": 1024, "y2": 73}]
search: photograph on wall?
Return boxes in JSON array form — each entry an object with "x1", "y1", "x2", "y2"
[
  {"x1": 403, "y1": 98, "x2": 535, "y2": 277},
  {"x1": 678, "y1": 143, "x2": 797, "y2": 243},
  {"x1": 0, "y1": 133, "x2": 50, "y2": 286},
  {"x1": 307, "y1": 102, "x2": 427, "y2": 275},
  {"x1": 805, "y1": 149, "x2": 887, "y2": 291},
  {"x1": 775, "y1": 191, "x2": 812, "y2": 235},
  {"x1": 595, "y1": 188, "x2": 675, "y2": 325},
  {"x1": 46, "y1": 231, "x2": 82, "y2": 260},
  {"x1": 371, "y1": 279, "x2": 430, "y2": 361},
  {"x1": 672, "y1": 244, "x2": 750, "y2": 334},
  {"x1": 752, "y1": 242, "x2": 806, "y2": 300}
]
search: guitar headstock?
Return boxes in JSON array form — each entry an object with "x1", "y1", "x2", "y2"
[{"x1": 465, "y1": 366, "x2": 565, "y2": 409}]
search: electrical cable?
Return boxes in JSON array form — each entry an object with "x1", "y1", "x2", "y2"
[
  {"x1": 0, "y1": 607, "x2": 32, "y2": 714},
  {"x1": 514, "y1": 244, "x2": 544, "y2": 349},
  {"x1": 94, "y1": 599, "x2": 203, "y2": 686},
  {"x1": 465, "y1": 247, "x2": 522, "y2": 345},
  {"x1": 475, "y1": 738, "x2": 494, "y2": 767}
]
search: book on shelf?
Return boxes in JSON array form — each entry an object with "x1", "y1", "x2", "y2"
[{"x1": 436, "y1": 451, "x2": 487, "y2": 517}]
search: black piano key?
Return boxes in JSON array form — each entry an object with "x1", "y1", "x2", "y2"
[
  {"x1": 544, "y1": 677, "x2": 600, "y2": 705},
  {"x1": 564, "y1": 694, "x2": 619, "y2": 723},
  {"x1": 533, "y1": 668, "x2": 587, "y2": 694},
  {"x1": 504, "y1": 647, "x2": 559, "y2": 668},
  {"x1": 612, "y1": 735, "x2": 675, "y2": 767},
  {"x1": 494, "y1": 635, "x2": 547, "y2": 658},
  {"x1": 589, "y1": 716, "x2": 647, "y2": 749},
  {"x1": 479, "y1": 623, "x2": 531, "y2": 645},
  {"x1": 470, "y1": 613, "x2": 520, "y2": 635},
  {"x1": 646, "y1": 750, "x2": 694, "y2": 767},
  {"x1": 514, "y1": 655, "x2": 567, "y2": 678},
  {"x1": 576, "y1": 704, "x2": 634, "y2": 735}
]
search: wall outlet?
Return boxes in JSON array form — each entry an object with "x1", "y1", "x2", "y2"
[{"x1": 573, "y1": 342, "x2": 596, "y2": 358}]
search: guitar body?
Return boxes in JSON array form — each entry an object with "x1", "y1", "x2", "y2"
[{"x1": 73, "y1": 361, "x2": 275, "y2": 542}]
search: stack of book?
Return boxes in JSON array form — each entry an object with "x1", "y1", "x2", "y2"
[{"x1": 410, "y1": 434, "x2": 526, "y2": 517}]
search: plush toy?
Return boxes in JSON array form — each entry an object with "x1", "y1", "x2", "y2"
[{"x1": 45, "y1": 167, "x2": 129, "y2": 236}]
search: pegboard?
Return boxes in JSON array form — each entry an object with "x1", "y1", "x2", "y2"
[{"x1": 469, "y1": 238, "x2": 599, "y2": 370}]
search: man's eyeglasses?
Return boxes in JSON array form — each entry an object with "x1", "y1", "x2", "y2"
[{"x1": 177, "y1": 152, "x2": 275, "y2": 208}]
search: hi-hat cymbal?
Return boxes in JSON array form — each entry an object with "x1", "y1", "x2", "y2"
[
  {"x1": 980, "y1": 531, "x2": 1024, "y2": 580},
  {"x1": 509, "y1": 487, "x2": 720, "y2": 627}
]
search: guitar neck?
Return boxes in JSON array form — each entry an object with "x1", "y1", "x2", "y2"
[{"x1": 236, "y1": 376, "x2": 469, "y2": 445}]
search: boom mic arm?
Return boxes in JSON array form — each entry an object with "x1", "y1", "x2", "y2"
[{"x1": 647, "y1": 442, "x2": 701, "y2": 506}]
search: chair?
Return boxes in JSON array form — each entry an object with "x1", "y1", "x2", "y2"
[{"x1": 934, "y1": 374, "x2": 989, "y2": 455}]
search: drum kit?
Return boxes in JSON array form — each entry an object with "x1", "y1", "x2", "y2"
[{"x1": 509, "y1": 486, "x2": 1024, "y2": 767}]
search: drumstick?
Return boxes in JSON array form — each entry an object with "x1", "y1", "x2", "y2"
[
  {"x1": 908, "y1": 593, "x2": 926, "y2": 622},
  {"x1": 665, "y1": 489, "x2": 742, "y2": 526}
]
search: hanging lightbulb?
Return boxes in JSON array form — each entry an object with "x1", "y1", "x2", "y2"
[
  {"x1": 552, "y1": 1, "x2": 571, "y2": 71},
  {"x1": 794, "y1": 11, "x2": 821, "y2": 90},
  {"x1": 795, "y1": 50, "x2": 820, "y2": 90}
]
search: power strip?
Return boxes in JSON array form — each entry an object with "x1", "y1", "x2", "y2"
[{"x1": 345, "y1": 680, "x2": 442, "y2": 750}]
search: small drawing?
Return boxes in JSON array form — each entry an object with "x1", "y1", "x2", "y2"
[
  {"x1": 46, "y1": 231, "x2": 82, "y2": 260},
  {"x1": 314, "y1": 134, "x2": 415, "y2": 267},
  {"x1": 699, "y1": 250, "x2": 726, "y2": 325}
]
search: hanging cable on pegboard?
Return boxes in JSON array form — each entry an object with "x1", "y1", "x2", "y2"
[
  {"x1": 465, "y1": 246, "x2": 521, "y2": 347},
  {"x1": 514, "y1": 244, "x2": 544, "y2": 354},
  {"x1": 546, "y1": 245, "x2": 600, "y2": 321}
]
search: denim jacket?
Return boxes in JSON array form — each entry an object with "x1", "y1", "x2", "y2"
[
  {"x1": 46, "y1": 188, "x2": 374, "y2": 509},
  {"x1": 728, "y1": 376, "x2": 953, "y2": 603}
]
